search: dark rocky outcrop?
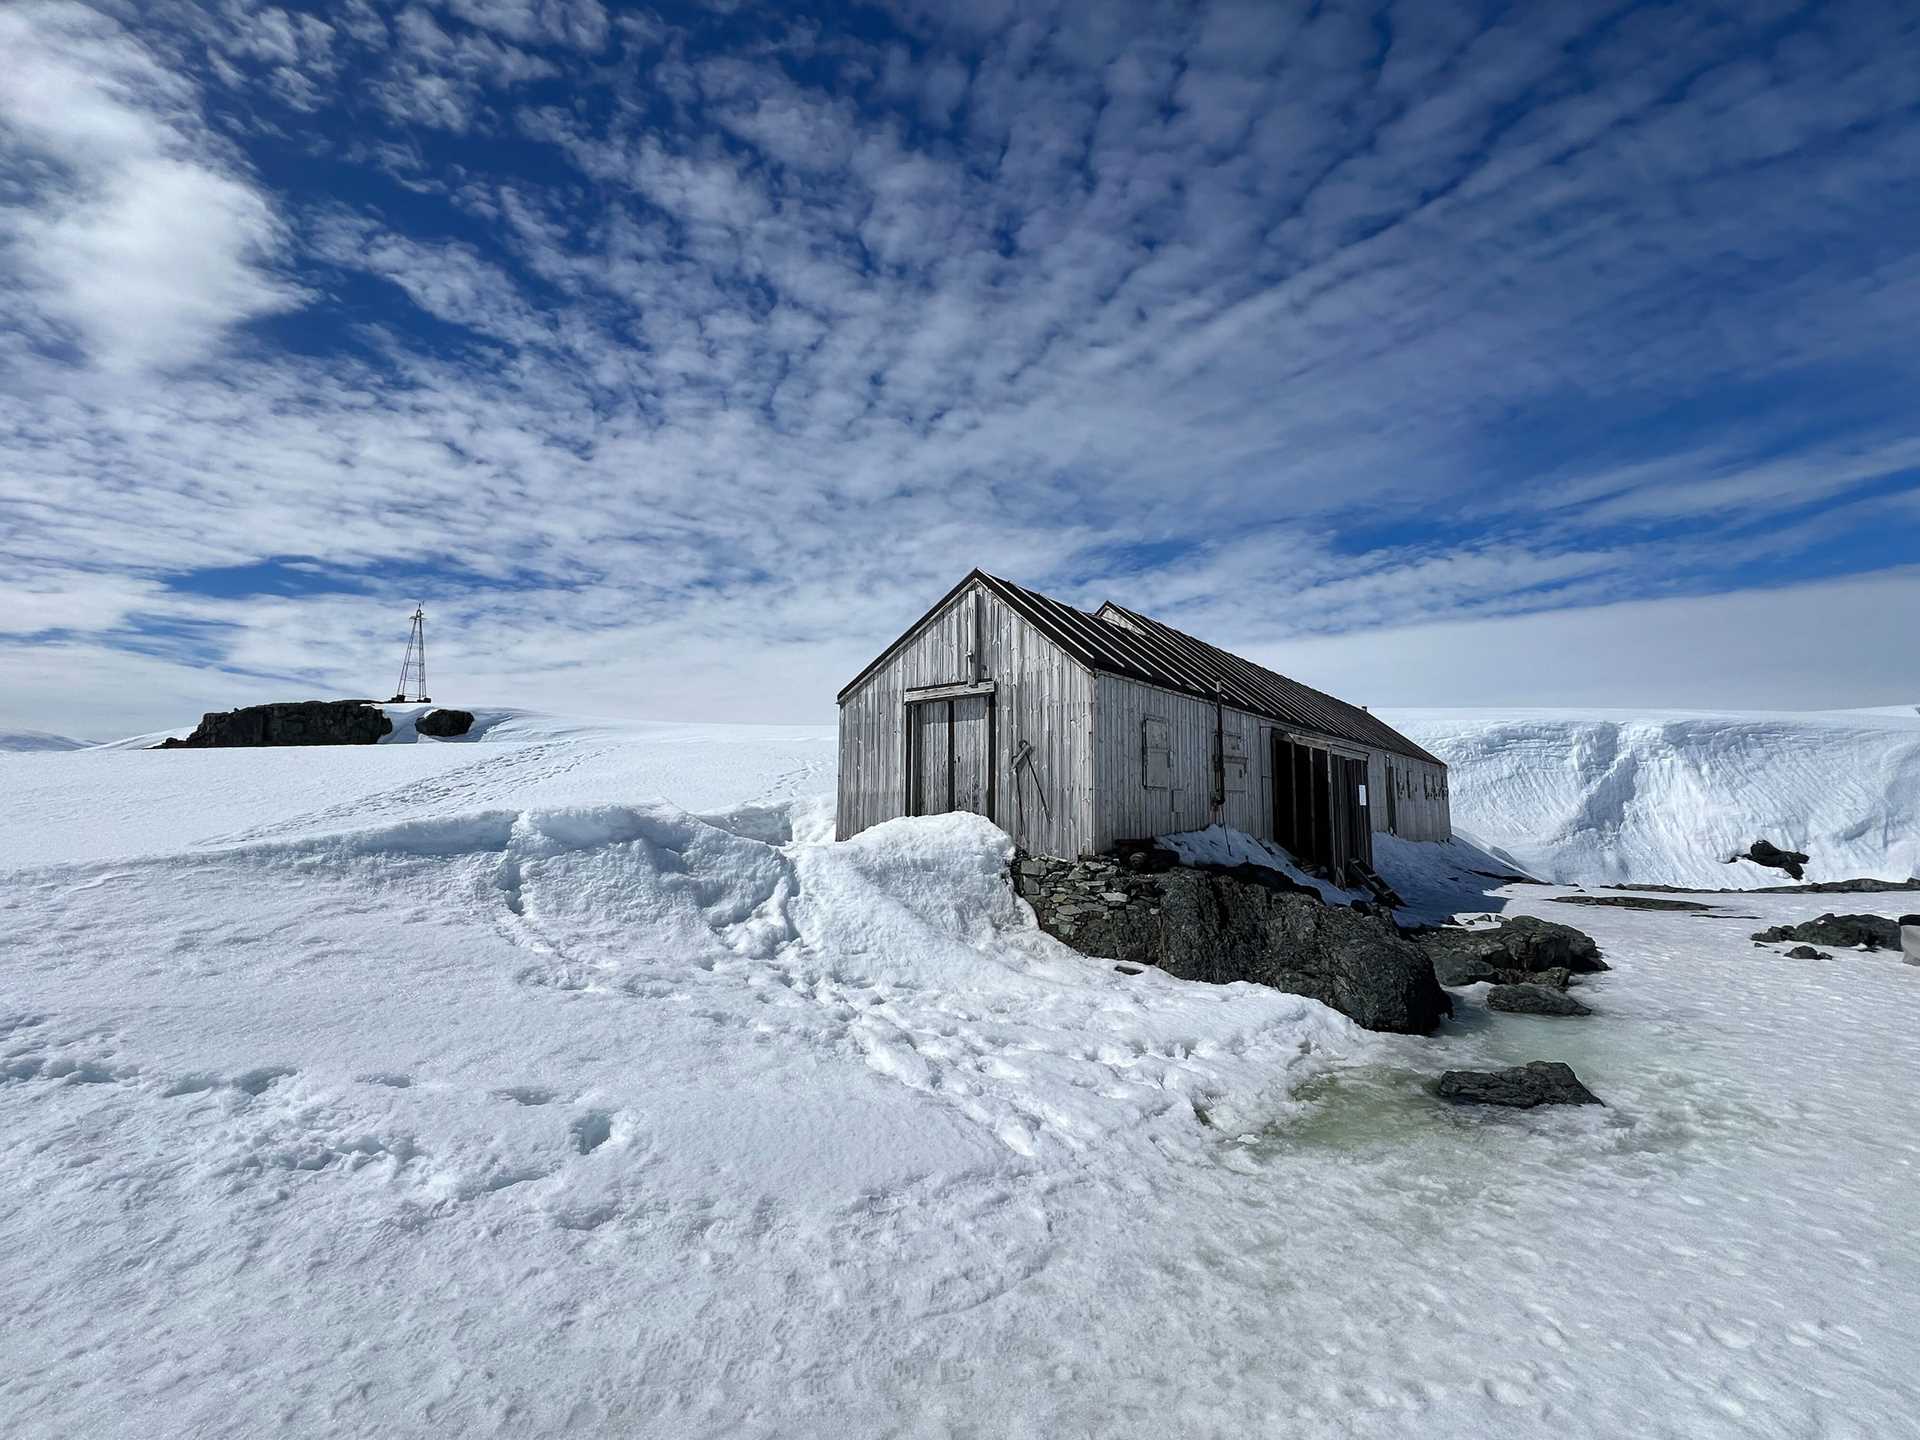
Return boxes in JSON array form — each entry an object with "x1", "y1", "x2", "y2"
[
  {"x1": 1487, "y1": 983, "x2": 1592, "y2": 1016},
  {"x1": 1415, "y1": 915, "x2": 1607, "y2": 990},
  {"x1": 1612, "y1": 878, "x2": 1917, "y2": 895},
  {"x1": 1437, "y1": 1061, "x2": 1602, "y2": 1108},
  {"x1": 1784, "y1": 945, "x2": 1832, "y2": 960},
  {"x1": 1015, "y1": 854, "x2": 1451, "y2": 1035},
  {"x1": 1751, "y1": 913, "x2": 1901, "y2": 951},
  {"x1": 1732, "y1": 839, "x2": 1810, "y2": 881},
  {"x1": 1550, "y1": 894, "x2": 1712, "y2": 913},
  {"x1": 416, "y1": 708, "x2": 475, "y2": 738},
  {"x1": 1763, "y1": 878, "x2": 1919, "y2": 895},
  {"x1": 158, "y1": 701, "x2": 392, "y2": 749}
]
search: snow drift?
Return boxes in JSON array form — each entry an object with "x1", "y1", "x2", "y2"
[
  {"x1": 5, "y1": 716, "x2": 1920, "y2": 1435},
  {"x1": 1384, "y1": 706, "x2": 1920, "y2": 887}
]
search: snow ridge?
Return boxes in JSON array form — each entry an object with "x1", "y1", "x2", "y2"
[{"x1": 1385, "y1": 707, "x2": 1920, "y2": 887}]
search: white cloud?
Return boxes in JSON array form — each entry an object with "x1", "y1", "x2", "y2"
[
  {"x1": 0, "y1": 2, "x2": 301, "y2": 373},
  {"x1": 3, "y1": 0, "x2": 1920, "y2": 737}
]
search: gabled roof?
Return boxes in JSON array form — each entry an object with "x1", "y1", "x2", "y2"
[{"x1": 838, "y1": 568, "x2": 1443, "y2": 767}]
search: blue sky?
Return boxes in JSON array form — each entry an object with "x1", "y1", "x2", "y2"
[{"x1": 2, "y1": 0, "x2": 1917, "y2": 737}]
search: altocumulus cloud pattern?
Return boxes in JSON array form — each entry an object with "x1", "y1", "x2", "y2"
[{"x1": 1, "y1": 0, "x2": 1918, "y2": 737}]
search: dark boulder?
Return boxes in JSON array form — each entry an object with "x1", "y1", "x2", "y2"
[
  {"x1": 1416, "y1": 916, "x2": 1607, "y2": 988},
  {"x1": 1784, "y1": 945, "x2": 1832, "y2": 960},
  {"x1": 1751, "y1": 913, "x2": 1901, "y2": 951},
  {"x1": 1015, "y1": 855, "x2": 1451, "y2": 1035},
  {"x1": 1426, "y1": 948, "x2": 1501, "y2": 987},
  {"x1": 158, "y1": 701, "x2": 392, "y2": 749},
  {"x1": 1487, "y1": 984, "x2": 1592, "y2": 1016},
  {"x1": 416, "y1": 708, "x2": 476, "y2": 738},
  {"x1": 1437, "y1": 1061, "x2": 1602, "y2": 1109},
  {"x1": 1734, "y1": 840, "x2": 1810, "y2": 881},
  {"x1": 1153, "y1": 869, "x2": 1450, "y2": 1034}
]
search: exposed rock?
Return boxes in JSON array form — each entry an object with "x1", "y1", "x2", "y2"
[
  {"x1": 416, "y1": 708, "x2": 476, "y2": 738},
  {"x1": 1764, "y1": 878, "x2": 1919, "y2": 895},
  {"x1": 1426, "y1": 948, "x2": 1501, "y2": 988},
  {"x1": 1487, "y1": 983, "x2": 1592, "y2": 1016},
  {"x1": 1550, "y1": 894, "x2": 1712, "y2": 912},
  {"x1": 1904, "y1": 916, "x2": 1920, "y2": 966},
  {"x1": 1437, "y1": 1061, "x2": 1602, "y2": 1108},
  {"x1": 1611, "y1": 878, "x2": 1918, "y2": 895},
  {"x1": 1415, "y1": 916, "x2": 1607, "y2": 990},
  {"x1": 157, "y1": 701, "x2": 392, "y2": 749},
  {"x1": 1731, "y1": 839, "x2": 1810, "y2": 881},
  {"x1": 1014, "y1": 854, "x2": 1450, "y2": 1035},
  {"x1": 1112, "y1": 839, "x2": 1181, "y2": 873},
  {"x1": 1784, "y1": 945, "x2": 1832, "y2": 960},
  {"x1": 1751, "y1": 913, "x2": 1901, "y2": 951}
]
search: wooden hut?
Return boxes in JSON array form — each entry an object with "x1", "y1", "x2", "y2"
[{"x1": 835, "y1": 570, "x2": 1450, "y2": 877}]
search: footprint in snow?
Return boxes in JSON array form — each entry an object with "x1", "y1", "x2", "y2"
[
  {"x1": 494, "y1": 1085, "x2": 557, "y2": 1106},
  {"x1": 232, "y1": 1066, "x2": 296, "y2": 1096},
  {"x1": 570, "y1": 1110, "x2": 613, "y2": 1155}
]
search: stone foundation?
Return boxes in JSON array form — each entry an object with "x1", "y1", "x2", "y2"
[{"x1": 1013, "y1": 850, "x2": 1450, "y2": 1035}]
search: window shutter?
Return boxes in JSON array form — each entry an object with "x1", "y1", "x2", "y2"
[{"x1": 1143, "y1": 717, "x2": 1172, "y2": 790}]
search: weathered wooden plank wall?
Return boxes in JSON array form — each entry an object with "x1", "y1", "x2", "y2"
[
  {"x1": 1091, "y1": 674, "x2": 1264, "y2": 849},
  {"x1": 1094, "y1": 673, "x2": 1451, "y2": 849},
  {"x1": 840, "y1": 578, "x2": 1451, "y2": 855},
  {"x1": 836, "y1": 580, "x2": 1094, "y2": 855},
  {"x1": 1369, "y1": 750, "x2": 1452, "y2": 842}
]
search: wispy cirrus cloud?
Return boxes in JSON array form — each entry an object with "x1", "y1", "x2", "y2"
[{"x1": 1, "y1": 0, "x2": 1918, "y2": 737}]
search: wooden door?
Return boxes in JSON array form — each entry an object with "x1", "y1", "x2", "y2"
[
  {"x1": 910, "y1": 700, "x2": 951, "y2": 816},
  {"x1": 909, "y1": 695, "x2": 994, "y2": 819},
  {"x1": 950, "y1": 693, "x2": 992, "y2": 815}
]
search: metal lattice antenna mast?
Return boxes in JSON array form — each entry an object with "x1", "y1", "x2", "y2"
[{"x1": 391, "y1": 603, "x2": 429, "y2": 704}]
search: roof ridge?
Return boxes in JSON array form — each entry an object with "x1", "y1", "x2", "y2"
[{"x1": 842, "y1": 570, "x2": 1443, "y2": 766}]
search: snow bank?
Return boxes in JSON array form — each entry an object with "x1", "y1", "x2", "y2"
[
  {"x1": 0, "y1": 729, "x2": 87, "y2": 751},
  {"x1": 1158, "y1": 823, "x2": 1370, "y2": 904},
  {"x1": 1161, "y1": 823, "x2": 1543, "y2": 925},
  {"x1": 1384, "y1": 706, "x2": 1920, "y2": 887},
  {"x1": 0, "y1": 718, "x2": 837, "y2": 867}
]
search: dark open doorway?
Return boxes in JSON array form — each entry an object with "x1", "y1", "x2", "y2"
[{"x1": 1271, "y1": 735, "x2": 1372, "y2": 884}]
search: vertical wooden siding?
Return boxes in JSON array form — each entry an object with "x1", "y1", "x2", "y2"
[
  {"x1": 1095, "y1": 673, "x2": 1452, "y2": 849},
  {"x1": 1368, "y1": 750, "x2": 1452, "y2": 842},
  {"x1": 840, "y1": 584, "x2": 1451, "y2": 855},
  {"x1": 836, "y1": 581, "x2": 1095, "y2": 855},
  {"x1": 1091, "y1": 674, "x2": 1267, "y2": 850}
]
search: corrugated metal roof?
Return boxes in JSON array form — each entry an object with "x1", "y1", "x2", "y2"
[
  {"x1": 837, "y1": 568, "x2": 1443, "y2": 767},
  {"x1": 977, "y1": 572, "x2": 1445, "y2": 767}
]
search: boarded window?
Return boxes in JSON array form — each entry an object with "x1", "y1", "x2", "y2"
[
  {"x1": 1222, "y1": 730, "x2": 1248, "y2": 794},
  {"x1": 1142, "y1": 717, "x2": 1172, "y2": 790}
]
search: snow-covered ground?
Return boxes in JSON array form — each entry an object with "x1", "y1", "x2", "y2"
[
  {"x1": 1384, "y1": 705, "x2": 1920, "y2": 887},
  {"x1": 1, "y1": 709, "x2": 837, "y2": 868},
  {"x1": 4, "y1": 709, "x2": 1919, "y2": 1436}
]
